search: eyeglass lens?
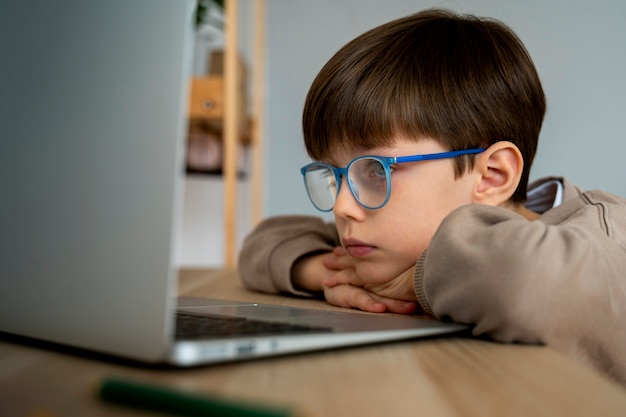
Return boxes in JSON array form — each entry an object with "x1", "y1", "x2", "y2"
[
  {"x1": 304, "y1": 158, "x2": 389, "y2": 211},
  {"x1": 303, "y1": 164, "x2": 338, "y2": 211}
]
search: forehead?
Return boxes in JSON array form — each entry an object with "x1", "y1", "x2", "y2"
[
  {"x1": 323, "y1": 136, "x2": 440, "y2": 166},
  {"x1": 324, "y1": 145, "x2": 393, "y2": 167}
]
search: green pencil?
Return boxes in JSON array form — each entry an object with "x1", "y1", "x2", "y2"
[{"x1": 98, "y1": 376, "x2": 298, "y2": 417}]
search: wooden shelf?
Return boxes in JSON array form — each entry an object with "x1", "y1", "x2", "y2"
[
  {"x1": 184, "y1": 0, "x2": 265, "y2": 267},
  {"x1": 188, "y1": 76, "x2": 251, "y2": 143}
]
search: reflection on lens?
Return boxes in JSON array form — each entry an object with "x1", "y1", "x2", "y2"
[{"x1": 305, "y1": 164, "x2": 336, "y2": 211}]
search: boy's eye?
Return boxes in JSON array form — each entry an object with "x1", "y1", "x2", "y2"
[
  {"x1": 356, "y1": 159, "x2": 386, "y2": 179},
  {"x1": 371, "y1": 161, "x2": 386, "y2": 178}
]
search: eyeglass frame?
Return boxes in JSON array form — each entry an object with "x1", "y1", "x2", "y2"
[{"x1": 300, "y1": 147, "x2": 486, "y2": 212}]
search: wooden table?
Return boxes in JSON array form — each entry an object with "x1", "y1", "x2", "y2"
[{"x1": 2, "y1": 268, "x2": 626, "y2": 417}]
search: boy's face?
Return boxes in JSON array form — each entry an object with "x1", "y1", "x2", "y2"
[{"x1": 328, "y1": 136, "x2": 478, "y2": 285}]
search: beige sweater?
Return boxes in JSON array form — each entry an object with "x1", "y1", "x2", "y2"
[{"x1": 238, "y1": 177, "x2": 626, "y2": 384}]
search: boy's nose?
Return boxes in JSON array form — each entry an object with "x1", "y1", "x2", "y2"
[{"x1": 333, "y1": 176, "x2": 366, "y2": 220}]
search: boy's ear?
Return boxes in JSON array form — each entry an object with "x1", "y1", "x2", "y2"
[{"x1": 472, "y1": 141, "x2": 523, "y2": 205}]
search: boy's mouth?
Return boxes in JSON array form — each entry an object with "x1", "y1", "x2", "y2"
[{"x1": 342, "y1": 238, "x2": 376, "y2": 258}]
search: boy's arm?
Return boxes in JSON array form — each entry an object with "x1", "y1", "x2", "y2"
[
  {"x1": 237, "y1": 215, "x2": 340, "y2": 296},
  {"x1": 291, "y1": 252, "x2": 328, "y2": 292},
  {"x1": 416, "y1": 201, "x2": 626, "y2": 383}
]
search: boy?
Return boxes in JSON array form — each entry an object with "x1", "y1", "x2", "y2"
[{"x1": 238, "y1": 9, "x2": 626, "y2": 384}]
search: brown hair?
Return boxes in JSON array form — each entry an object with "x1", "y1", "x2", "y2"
[{"x1": 302, "y1": 9, "x2": 546, "y2": 202}]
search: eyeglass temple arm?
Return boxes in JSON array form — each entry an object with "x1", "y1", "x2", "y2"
[{"x1": 394, "y1": 148, "x2": 486, "y2": 164}]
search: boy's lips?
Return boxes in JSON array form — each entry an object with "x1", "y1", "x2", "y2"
[{"x1": 342, "y1": 237, "x2": 376, "y2": 258}]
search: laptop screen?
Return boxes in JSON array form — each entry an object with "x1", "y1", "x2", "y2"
[{"x1": 0, "y1": 0, "x2": 194, "y2": 361}]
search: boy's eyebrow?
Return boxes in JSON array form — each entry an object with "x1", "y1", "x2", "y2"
[{"x1": 322, "y1": 147, "x2": 396, "y2": 166}]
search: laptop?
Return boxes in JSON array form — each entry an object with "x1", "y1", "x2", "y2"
[{"x1": 0, "y1": 0, "x2": 467, "y2": 366}]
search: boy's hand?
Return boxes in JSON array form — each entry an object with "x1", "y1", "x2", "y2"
[
  {"x1": 321, "y1": 247, "x2": 419, "y2": 315},
  {"x1": 323, "y1": 282, "x2": 418, "y2": 314}
]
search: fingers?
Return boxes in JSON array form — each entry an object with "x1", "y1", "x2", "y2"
[
  {"x1": 323, "y1": 284, "x2": 419, "y2": 315},
  {"x1": 322, "y1": 248, "x2": 353, "y2": 271},
  {"x1": 379, "y1": 298, "x2": 419, "y2": 315},
  {"x1": 332, "y1": 246, "x2": 347, "y2": 256},
  {"x1": 358, "y1": 289, "x2": 418, "y2": 314},
  {"x1": 323, "y1": 269, "x2": 363, "y2": 287},
  {"x1": 324, "y1": 284, "x2": 387, "y2": 313}
]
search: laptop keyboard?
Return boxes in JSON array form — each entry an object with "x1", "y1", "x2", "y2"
[{"x1": 175, "y1": 311, "x2": 332, "y2": 340}]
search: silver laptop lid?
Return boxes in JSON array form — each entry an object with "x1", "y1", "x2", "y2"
[{"x1": 0, "y1": 0, "x2": 194, "y2": 361}]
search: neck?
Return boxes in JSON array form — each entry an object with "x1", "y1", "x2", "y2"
[{"x1": 512, "y1": 203, "x2": 541, "y2": 221}]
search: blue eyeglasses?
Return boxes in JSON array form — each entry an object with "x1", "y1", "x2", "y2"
[{"x1": 300, "y1": 148, "x2": 485, "y2": 211}]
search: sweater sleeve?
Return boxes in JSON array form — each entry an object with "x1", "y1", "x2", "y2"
[
  {"x1": 414, "y1": 199, "x2": 626, "y2": 383},
  {"x1": 238, "y1": 215, "x2": 340, "y2": 297}
]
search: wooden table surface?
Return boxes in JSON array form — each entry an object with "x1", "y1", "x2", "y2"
[{"x1": 1, "y1": 268, "x2": 626, "y2": 417}]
